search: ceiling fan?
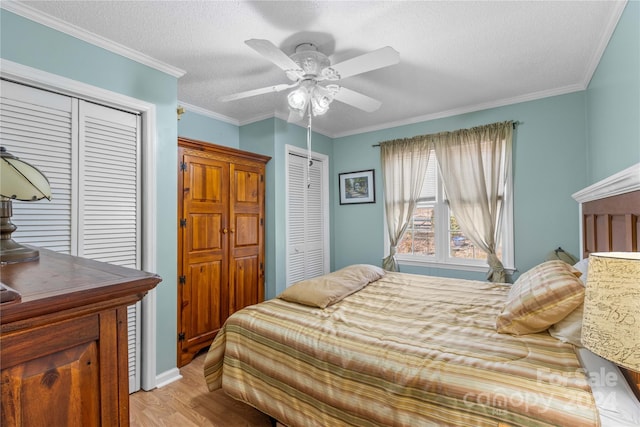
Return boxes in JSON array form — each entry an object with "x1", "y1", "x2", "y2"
[{"x1": 219, "y1": 39, "x2": 400, "y2": 121}]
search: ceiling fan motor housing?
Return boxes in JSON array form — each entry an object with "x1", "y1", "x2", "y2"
[{"x1": 289, "y1": 43, "x2": 330, "y2": 79}]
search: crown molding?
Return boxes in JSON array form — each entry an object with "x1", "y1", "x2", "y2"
[
  {"x1": 580, "y1": 0, "x2": 627, "y2": 88},
  {"x1": 177, "y1": 101, "x2": 238, "y2": 126},
  {"x1": 240, "y1": 111, "x2": 281, "y2": 127},
  {"x1": 332, "y1": 83, "x2": 586, "y2": 139},
  {"x1": 1, "y1": 1, "x2": 186, "y2": 78},
  {"x1": 572, "y1": 162, "x2": 640, "y2": 203}
]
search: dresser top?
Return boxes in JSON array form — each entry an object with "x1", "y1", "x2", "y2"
[{"x1": 1, "y1": 248, "x2": 161, "y2": 324}]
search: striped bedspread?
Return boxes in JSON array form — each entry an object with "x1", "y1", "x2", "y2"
[{"x1": 204, "y1": 272, "x2": 600, "y2": 427}]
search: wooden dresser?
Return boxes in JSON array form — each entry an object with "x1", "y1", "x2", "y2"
[{"x1": 0, "y1": 248, "x2": 161, "y2": 427}]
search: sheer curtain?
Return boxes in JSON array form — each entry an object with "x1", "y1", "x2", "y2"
[
  {"x1": 380, "y1": 137, "x2": 432, "y2": 271},
  {"x1": 433, "y1": 121, "x2": 513, "y2": 282}
]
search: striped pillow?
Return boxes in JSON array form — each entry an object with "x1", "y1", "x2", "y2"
[{"x1": 496, "y1": 260, "x2": 585, "y2": 335}]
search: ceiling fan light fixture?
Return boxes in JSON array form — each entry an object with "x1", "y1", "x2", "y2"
[
  {"x1": 287, "y1": 87, "x2": 309, "y2": 111},
  {"x1": 310, "y1": 85, "x2": 336, "y2": 116},
  {"x1": 310, "y1": 97, "x2": 330, "y2": 115}
]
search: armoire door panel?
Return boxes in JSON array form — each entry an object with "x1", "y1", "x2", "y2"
[
  {"x1": 234, "y1": 169, "x2": 260, "y2": 203},
  {"x1": 187, "y1": 158, "x2": 225, "y2": 203},
  {"x1": 188, "y1": 214, "x2": 222, "y2": 252},
  {"x1": 186, "y1": 261, "x2": 222, "y2": 337},
  {"x1": 234, "y1": 214, "x2": 260, "y2": 247},
  {"x1": 229, "y1": 255, "x2": 260, "y2": 315}
]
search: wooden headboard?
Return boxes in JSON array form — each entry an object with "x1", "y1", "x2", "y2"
[
  {"x1": 581, "y1": 190, "x2": 639, "y2": 258},
  {"x1": 579, "y1": 184, "x2": 640, "y2": 401}
]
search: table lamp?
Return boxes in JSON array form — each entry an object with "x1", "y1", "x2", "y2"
[
  {"x1": 582, "y1": 252, "x2": 640, "y2": 397},
  {"x1": 0, "y1": 146, "x2": 52, "y2": 263}
]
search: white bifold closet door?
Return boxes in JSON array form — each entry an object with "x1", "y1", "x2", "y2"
[
  {"x1": 286, "y1": 151, "x2": 328, "y2": 286},
  {"x1": 0, "y1": 79, "x2": 142, "y2": 392}
]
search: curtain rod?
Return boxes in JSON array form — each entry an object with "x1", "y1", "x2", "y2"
[{"x1": 371, "y1": 121, "x2": 520, "y2": 147}]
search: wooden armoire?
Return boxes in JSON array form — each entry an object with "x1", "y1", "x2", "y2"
[{"x1": 177, "y1": 138, "x2": 270, "y2": 366}]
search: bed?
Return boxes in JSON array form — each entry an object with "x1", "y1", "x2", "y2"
[{"x1": 204, "y1": 164, "x2": 640, "y2": 427}]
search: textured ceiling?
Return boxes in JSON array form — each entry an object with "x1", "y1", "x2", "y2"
[{"x1": 7, "y1": 1, "x2": 626, "y2": 137}]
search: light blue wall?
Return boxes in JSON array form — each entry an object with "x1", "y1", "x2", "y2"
[
  {"x1": 177, "y1": 110, "x2": 239, "y2": 148},
  {"x1": 1, "y1": 10, "x2": 179, "y2": 375},
  {"x1": 586, "y1": 0, "x2": 640, "y2": 184},
  {"x1": 333, "y1": 93, "x2": 589, "y2": 280}
]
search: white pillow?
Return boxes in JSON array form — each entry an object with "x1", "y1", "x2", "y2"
[
  {"x1": 576, "y1": 348, "x2": 640, "y2": 426},
  {"x1": 573, "y1": 258, "x2": 589, "y2": 283},
  {"x1": 548, "y1": 303, "x2": 584, "y2": 346}
]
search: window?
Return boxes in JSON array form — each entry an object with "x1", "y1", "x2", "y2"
[{"x1": 394, "y1": 149, "x2": 514, "y2": 272}]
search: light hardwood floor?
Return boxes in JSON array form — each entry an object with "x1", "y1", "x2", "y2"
[{"x1": 130, "y1": 353, "x2": 273, "y2": 427}]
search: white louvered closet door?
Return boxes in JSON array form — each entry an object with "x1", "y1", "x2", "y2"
[
  {"x1": 286, "y1": 152, "x2": 327, "y2": 286},
  {"x1": 0, "y1": 80, "x2": 143, "y2": 393},
  {"x1": 78, "y1": 100, "x2": 142, "y2": 393},
  {"x1": 78, "y1": 101, "x2": 140, "y2": 267},
  {"x1": 0, "y1": 80, "x2": 75, "y2": 253}
]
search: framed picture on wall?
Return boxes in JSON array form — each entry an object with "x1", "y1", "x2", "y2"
[{"x1": 339, "y1": 169, "x2": 376, "y2": 205}]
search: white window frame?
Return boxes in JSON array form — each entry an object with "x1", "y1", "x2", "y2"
[
  {"x1": 1, "y1": 59, "x2": 159, "y2": 390},
  {"x1": 385, "y1": 153, "x2": 515, "y2": 274}
]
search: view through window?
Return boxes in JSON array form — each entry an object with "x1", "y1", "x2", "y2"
[{"x1": 396, "y1": 150, "x2": 504, "y2": 266}]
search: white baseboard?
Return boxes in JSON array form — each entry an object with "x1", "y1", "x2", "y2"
[{"x1": 153, "y1": 368, "x2": 183, "y2": 389}]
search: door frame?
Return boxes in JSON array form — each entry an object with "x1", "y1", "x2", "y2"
[
  {"x1": 285, "y1": 144, "x2": 330, "y2": 285},
  {"x1": 1, "y1": 59, "x2": 159, "y2": 390}
]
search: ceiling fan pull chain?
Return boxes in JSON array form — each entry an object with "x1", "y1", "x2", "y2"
[{"x1": 306, "y1": 105, "x2": 313, "y2": 189}]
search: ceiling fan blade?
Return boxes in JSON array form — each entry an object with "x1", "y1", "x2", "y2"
[
  {"x1": 219, "y1": 82, "x2": 298, "y2": 102},
  {"x1": 329, "y1": 46, "x2": 399, "y2": 80},
  {"x1": 333, "y1": 87, "x2": 382, "y2": 112},
  {"x1": 245, "y1": 39, "x2": 301, "y2": 73}
]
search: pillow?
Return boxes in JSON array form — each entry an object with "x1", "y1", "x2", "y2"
[
  {"x1": 548, "y1": 260, "x2": 588, "y2": 346},
  {"x1": 573, "y1": 258, "x2": 589, "y2": 283},
  {"x1": 278, "y1": 264, "x2": 385, "y2": 308},
  {"x1": 548, "y1": 303, "x2": 584, "y2": 346},
  {"x1": 576, "y1": 348, "x2": 640, "y2": 426},
  {"x1": 496, "y1": 260, "x2": 585, "y2": 335}
]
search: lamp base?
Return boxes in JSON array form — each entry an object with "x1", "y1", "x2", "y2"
[
  {"x1": 1, "y1": 198, "x2": 39, "y2": 264},
  {"x1": 0, "y1": 238, "x2": 39, "y2": 264}
]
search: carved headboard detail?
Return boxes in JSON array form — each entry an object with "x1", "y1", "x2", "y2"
[{"x1": 581, "y1": 190, "x2": 640, "y2": 258}]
